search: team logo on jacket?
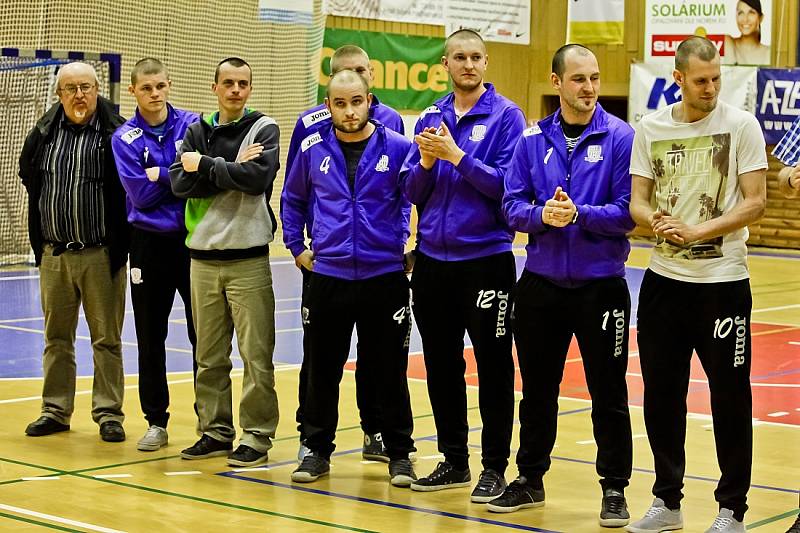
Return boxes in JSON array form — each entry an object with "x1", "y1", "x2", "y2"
[
  {"x1": 420, "y1": 105, "x2": 441, "y2": 118},
  {"x1": 585, "y1": 145, "x2": 604, "y2": 163},
  {"x1": 121, "y1": 128, "x2": 143, "y2": 144},
  {"x1": 469, "y1": 124, "x2": 486, "y2": 142},
  {"x1": 523, "y1": 124, "x2": 541, "y2": 136},
  {"x1": 174, "y1": 139, "x2": 183, "y2": 151},
  {"x1": 375, "y1": 155, "x2": 389, "y2": 172}
]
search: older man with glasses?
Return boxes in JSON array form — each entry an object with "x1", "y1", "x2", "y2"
[{"x1": 18, "y1": 61, "x2": 130, "y2": 442}]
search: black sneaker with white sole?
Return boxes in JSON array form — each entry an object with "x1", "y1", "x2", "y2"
[
  {"x1": 389, "y1": 458, "x2": 417, "y2": 487},
  {"x1": 362, "y1": 432, "x2": 389, "y2": 462},
  {"x1": 471, "y1": 469, "x2": 507, "y2": 503},
  {"x1": 486, "y1": 477, "x2": 545, "y2": 513},
  {"x1": 291, "y1": 453, "x2": 330, "y2": 483},
  {"x1": 180, "y1": 434, "x2": 232, "y2": 460},
  {"x1": 599, "y1": 488, "x2": 630, "y2": 527},
  {"x1": 227, "y1": 444, "x2": 268, "y2": 467},
  {"x1": 410, "y1": 461, "x2": 471, "y2": 492}
]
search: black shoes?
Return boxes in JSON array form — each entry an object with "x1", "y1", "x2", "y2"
[
  {"x1": 471, "y1": 469, "x2": 507, "y2": 503},
  {"x1": 362, "y1": 432, "x2": 389, "y2": 463},
  {"x1": 181, "y1": 434, "x2": 233, "y2": 459},
  {"x1": 99, "y1": 420, "x2": 126, "y2": 442},
  {"x1": 388, "y1": 458, "x2": 417, "y2": 487},
  {"x1": 599, "y1": 488, "x2": 630, "y2": 527},
  {"x1": 410, "y1": 461, "x2": 471, "y2": 491},
  {"x1": 292, "y1": 453, "x2": 331, "y2": 482},
  {"x1": 487, "y1": 476, "x2": 545, "y2": 513},
  {"x1": 25, "y1": 416, "x2": 69, "y2": 436},
  {"x1": 227, "y1": 445, "x2": 268, "y2": 467}
]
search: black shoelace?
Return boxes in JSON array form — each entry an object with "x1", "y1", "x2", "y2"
[{"x1": 605, "y1": 495, "x2": 626, "y2": 514}]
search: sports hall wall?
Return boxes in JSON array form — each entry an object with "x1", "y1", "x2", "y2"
[
  {"x1": 331, "y1": 0, "x2": 798, "y2": 120},
  {"x1": 1, "y1": 0, "x2": 327, "y2": 248}
]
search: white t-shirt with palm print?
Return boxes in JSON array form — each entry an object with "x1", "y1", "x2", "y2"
[{"x1": 630, "y1": 100, "x2": 767, "y2": 283}]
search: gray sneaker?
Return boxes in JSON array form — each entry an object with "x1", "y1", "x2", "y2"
[
  {"x1": 705, "y1": 509, "x2": 745, "y2": 533},
  {"x1": 297, "y1": 442, "x2": 311, "y2": 464},
  {"x1": 600, "y1": 488, "x2": 630, "y2": 527},
  {"x1": 136, "y1": 425, "x2": 168, "y2": 451},
  {"x1": 626, "y1": 498, "x2": 683, "y2": 533}
]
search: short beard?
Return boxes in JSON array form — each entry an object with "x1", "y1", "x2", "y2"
[{"x1": 333, "y1": 115, "x2": 368, "y2": 134}]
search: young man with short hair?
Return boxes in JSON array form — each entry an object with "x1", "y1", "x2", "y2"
[
  {"x1": 494, "y1": 44, "x2": 634, "y2": 527},
  {"x1": 112, "y1": 58, "x2": 199, "y2": 452},
  {"x1": 401, "y1": 29, "x2": 526, "y2": 502},
  {"x1": 282, "y1": 70, "x2": 416, "y2": 486},
  {"x1": 170, "y1": 57, "x2": 281, "y2": 468},
  {"x1": 627, "y1": 37, "x2": 767, "y2": 533},
  {"x1": 286, "y1": 44, "x2": 406, "y2": 463}
]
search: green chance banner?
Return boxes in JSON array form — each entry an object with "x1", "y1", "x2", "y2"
[{"x1": 318, "y1": 28, "x2": 448, "y2": 111}]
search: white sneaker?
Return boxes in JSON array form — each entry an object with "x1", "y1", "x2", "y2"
[
  {"x1": 626, "y1": 498, "x2": 683, "y2": 533},
  {"x1": 705, "y1": 508, "x2": 745, "y2": 533},
  {"x1": 297, "y1": 442, "x2": 311, "y2": 464},
  {"x1": 136, "y1": 425, "x2": 168, "y2": 451}
]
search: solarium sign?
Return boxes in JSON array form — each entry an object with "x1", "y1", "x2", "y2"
[{"x1": 645, "y1": 0, "x2": 772, "y2": 64}]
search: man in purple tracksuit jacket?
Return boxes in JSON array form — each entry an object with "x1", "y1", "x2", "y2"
[
  {"x1": 111, "y1": 58, "x2": 199, "y2": 452},
  {"x1": 286, "y1": 45, "x2": 406, "y2": 463},
  {"x1": 282, "y1": 70, "x2": 416, "y2": 487},
  {"x1": 400, "y1": 29, "x2": 526, "y2": 501},
  {"x1": 491, "y1": 45, "x2": 634, "y2": 526}
]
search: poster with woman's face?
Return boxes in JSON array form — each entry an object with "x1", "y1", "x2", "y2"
[{"x1": 644, "y1": 0, "x2": 772, "y2": 65}]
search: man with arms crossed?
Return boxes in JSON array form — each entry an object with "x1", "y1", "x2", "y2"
[
  {"x1": 495, "y1": 44, "x2": 635, "y2": 527},
  {"x1": 286, "y1": 45, "x2": 405, "y2": 463},
  {"x1": 112, "y1": 58, "x2": 199, "y2": 451},
  {"x1": 282, "y1": 69, "x2": 415, "y2": 486},
  {"x1": 400, "y1": 29, "x2": 525, "y2": 502},
  {"x1": 627, "y1": 37, "x2": 766, "y2": 533},
  {"x1": 170, "y1": 57, "x2": 280, "y2": 467},
  {"x1": 19, "y1": 62, "x2": 129, "y2": 442}
]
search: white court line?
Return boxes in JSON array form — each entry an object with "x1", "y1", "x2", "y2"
[
  {"x1": 0, "y1": 275, "x2": 39, "y2": 281},
  {"x1": 20, "y1": 476, "x2": 60, "y2": 481},
  {"x1": 0, "y1": 503, "x2": 125, "y2": 533},
  {"x1": 92, "y1": 473, "x2": 133, "y2": 479},
  {"x1": 752, "y1": 304, "x2": 800, "y2": 313},
  {"x1": 768, "y1": 411, "x2": 790, "y2": 417}
]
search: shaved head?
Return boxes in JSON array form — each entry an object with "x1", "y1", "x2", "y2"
[
  {"x1": 326, "y1": 69, "x2": 369, "y2": 98},
  {"x1": 444, "y1": 29, "x2": 486, "y2": 56}
]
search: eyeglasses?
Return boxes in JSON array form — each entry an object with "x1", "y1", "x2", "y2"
[{"x1": 59, "y1": 83, "x2": 96, "y2": 96}]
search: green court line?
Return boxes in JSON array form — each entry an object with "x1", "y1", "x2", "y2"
[
  {"x1": 0, "y1": 511, "x2": 82, "y2": 532},
  {"x1": 747, "y1": 508, "x2": 800, "y2": 529}
]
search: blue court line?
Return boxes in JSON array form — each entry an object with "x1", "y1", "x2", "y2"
[
  {"x1": 217, "y1": 472, "x2": 560, "y2": 533},
  {"x1": 544, "y1": 455, "x2": 800, "y2": 496}
]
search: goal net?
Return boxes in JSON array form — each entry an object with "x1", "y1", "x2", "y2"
[{"x1": 0, "y1": 0, "x2": 326, "y2": 265}]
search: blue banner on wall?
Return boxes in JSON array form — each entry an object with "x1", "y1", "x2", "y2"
[{"x1": 756, "y1": 68, "x2": 800, "y2": 144}]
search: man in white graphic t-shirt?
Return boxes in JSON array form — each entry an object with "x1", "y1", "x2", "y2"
[{"x1": 627, "y1": 36, "x2": 767, "y2": 533}]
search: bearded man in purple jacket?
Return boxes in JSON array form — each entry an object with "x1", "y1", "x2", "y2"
[
  {"x1": 400, "y1": 29, "x2": 525, "y2": 502},
  {"x1": 112, "y1": 58, "x2": 199, "y2": 452},
  {"x1": 282, "y1": 70, "x2": 416, "y2": 487},
  {"x1": 493, "y1": 45, "x2": 634, "y2": 527},
  {"x1": 286, "y1": 45, "x2": 407, "y2": 464}
]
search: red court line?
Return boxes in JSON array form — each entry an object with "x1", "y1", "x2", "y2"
[{"x1": 346, "y1": 321, "x2": 800, "y2": 427}]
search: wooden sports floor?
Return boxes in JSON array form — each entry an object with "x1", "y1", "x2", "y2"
[{"x1": 0, "y1": 244, "x2": 797, "y2": 532}]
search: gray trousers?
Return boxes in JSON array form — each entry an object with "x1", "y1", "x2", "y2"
[
  {"x1": 39, "y1": 244, "x2": 126, "y2": 425},
  {"x1": 190, "y1": 255, "x2": 279, "y2": 453}
]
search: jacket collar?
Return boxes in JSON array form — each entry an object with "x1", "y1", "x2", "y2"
[
  {"x1": 36, "y1": 95, "x2": 121, "y2": 137},
  {"x1": 436, "y1": 83, "x2": 496, "y2": 119},
  {"x1": 132, "y1": 102, "x2": 177, "y2": 133},
  {"x1": 541, "y1": 102, "x2": 609, "y2": 143}
]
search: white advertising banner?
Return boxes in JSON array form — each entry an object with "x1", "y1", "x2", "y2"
[
  {"x1": 445, "y1": 0, "x2": 531, "y2": 45},
  {"x1": 645, "y1": 0, "x2": 772, "y2": 65},
  {"x1": 323, "y1": 0, "x2": 531, "y2": 44},
  {"x1": 324, "y1": 0, "x2": 443, "y2": 25},
  {"x1": 629, "y1": 62, "x2": 757, "y2": 124}
]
